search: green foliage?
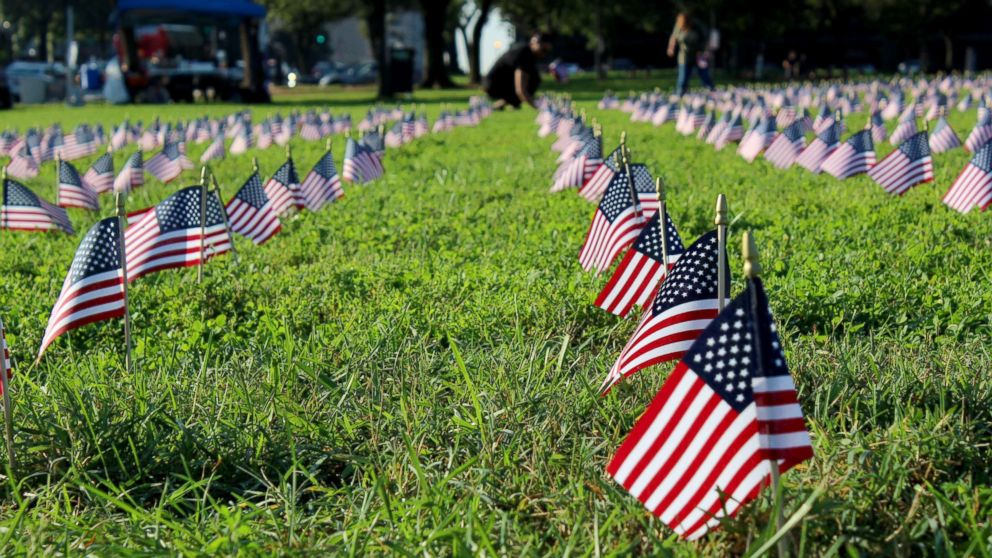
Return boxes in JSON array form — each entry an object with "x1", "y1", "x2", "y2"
[{"x1": 0, "y1": 76, "x2": 990, "y2": 555}]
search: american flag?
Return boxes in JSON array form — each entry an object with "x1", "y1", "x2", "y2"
[
  {"x1": 226, "y1": 171, "x2": 282, "y2": 244},
  {"x1": 256, "y1": 121, "x2": 273, "y2": 150},
  {"x1": 299, "y1": 150, "x2": 343, "y2": 211},
  {"x1": 110, "y1": 123, "x2": 129, "y2": 151},
  {"x1": 552, "y1": 134, "x2": 602, "y2": 192},
  {"x1": 6, "y1": 143, "x2": 39, "y2": 180},
  {"x1": 264, "y1": 158, "x2": 303, "y2": 216},
  {"x1": 763, "y1": 120, "x2": 806, "y2": 169},
  {"x1": 124, "y1": 186, "x2": 232, "y2": 281},
  {"x1": 821, "y1": 129, "x2": 876, "y2": 179},
  {"x1": 889, "y1": 116, "x2": 917, "y2": 147},
  {"x1": 870, "y1": 109, "x2": 888, "y2": 143},
  {"x1": 299, "y1": 116, "x2": 322, "y2": 141},
  {"x1": 715, "y1": 113, "x2": 745, "y2": 150},
  {"x1": 578, "y1": 165, "x2": 659, "y2": 273},
  {"x1": 2, "y1": 178, "x2": 74, "y2": 234},
  {"x1": 145, "y1": 141, "x2": 186, "y2": 183},
  {"x1": 795, "y1": 120, "x2": 841, "y2": 173},
  {"x1": 200, "y1": 136, "x2": 225, "y2": 163},
  {"x1": 114, "y1": 151, "x2": 144, "y2": 193},
  {"x1": 57, "y1": 159, "x2": 99, "y2": 211},
  {"x1": 578, "y1": 144, "x2": 622, "y2": 202},
  {"x1": 385, "y1": 121, "x2": 403, "y2": 148},
  {"x1": 38, "y1": 217, "x2": 126, "y2": 358},
  {"x1": 599, "y1": 231, "x2": 728, "y2": 394},
  {"x1": 738, "y1": 116, "x2": 776, "y2": 163},
  {"x1": 594, "y1": 209, "x2": 684, "y2": 317},
  {"x1": 964, "y1": 111, "x2": 992, "y2": 153},
  {"x1": 230, "y1": 129, "x2": 251, "y2": 155},
  {"x1": 61, "y1": 127, "x2": 95, "y2": 160},
  {"x1": 868, "y1": 131, "x2": 933, "y2": 195},
  {"x1": 696, "y1": 110, "x2": 716, "y2": 141},
  {"x1": 606, "y1": 277, "x2": 813, "y2": 540},
  {"x1": 942, "y1": 142, "x2": 992, "y2": 213},
  {"x1": 929, "y1": 116, "x2": 962, "y2": 154}
]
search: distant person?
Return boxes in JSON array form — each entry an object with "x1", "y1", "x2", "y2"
[
  {"x1": 782, "y1": 50, "x2": 803, "y2": 79},
  {"x1": 667, "y1": 11, "x2": 715, "y2": 96},
  {"x1": 483, "y1": 32, "x2": 553, "y2": 110}
]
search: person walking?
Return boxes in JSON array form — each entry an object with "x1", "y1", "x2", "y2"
[{"x1": 667, "y1": 12, "x2": 715, "y2": 96}]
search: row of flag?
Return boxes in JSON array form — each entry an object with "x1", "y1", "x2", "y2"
[
  {"x1": 596, "y1": 76, "x2": 992, "y2": 213},
  {"x1": 0, "y1": 99, "x2": 492, "y2": 383},
  {"x1": 537, "y1": 99, "x2": 814, "y2": 541}
]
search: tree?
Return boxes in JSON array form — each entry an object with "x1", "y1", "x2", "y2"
[
  {"x1": 419, "y1": 0, "x2": 455, "y2": 88},
  {"x1": 455, "y1": 0, "x2": 493, "y2": 84}
]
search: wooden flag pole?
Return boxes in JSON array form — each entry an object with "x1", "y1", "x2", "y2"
[
  {"x1": 197, "y1": 167, "x2": 208, "y2": 284},
  {"x1": 743, "y1": 231, "x2": 788, "y2": 558},
  {"x1": 252, "y1": 156, "x2": 260, "y2": 175},
  {"x1": 210, "y1": 173, "x2": 238, "y2": 266},
  {"x1": 115, "y1": 190, "x2": 133, "y2": 374},
  {"x1": 0, "y1": 316, "x2": 14, "y2": 473},
  {"x1": 621, "y1": 146, "x2": 642, "y2": 223},
  {"x1": 655, "y1": 177, "x2": 670, "y2": 275},
  {"x1": 716, "y1": 194, "x2": 729, "y2": 310}
]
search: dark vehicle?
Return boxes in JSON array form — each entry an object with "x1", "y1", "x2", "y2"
[{"x1": 111, "y1": 0, "x2": 270, "y2": 103}]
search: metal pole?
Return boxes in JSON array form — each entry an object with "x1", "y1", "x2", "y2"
[
  {"x1": 621, "y1": 142, "x2": 642, "y2": 223},
  {"x1": 115, "y1": 191, "x2": 133, "y2": 373},
  {"x1": 197, "y1": 167, "x2": 207, "y2": 283},
  {"x1": 211, "y1": 173, "x2": 238, "y2": 265},
  {"x1": 0, "y1": 317, "x2": 14, "y2": 473},
  {"x1": 655, "y1": 177, "x2": 670, "y2": 276},
  {"x1": 743, "y1": 231, "x2": 788, "y2": 558},
  {"x1": 715, "y1": 194, "x2": 728, "y2": 310}
]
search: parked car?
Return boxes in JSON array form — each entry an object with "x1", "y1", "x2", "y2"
[
  {"x1": 5, "y1": 61, "x2": 66, "y2": 102},
  {"x1": 318, "y1": 62, "x2": 377, "y2": 86}
]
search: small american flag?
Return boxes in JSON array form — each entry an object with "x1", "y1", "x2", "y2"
[
  {"x1": 606, "y1": 277, "x2": 813, "y2": 540},
  {"x1": 889, "y1": 116, "x2": 917, "y2": 147},
  {"x1": 114, "y1": 151, "x2": 144, "y2": 193},
  {"x1": 57, "y1": 159, "x2": 99, "y2": 211},
  {"x1": 964, "y1": 111, "x2": 992, "y2": 153},
  {"x1": 942, "y1": 142, "x2": 992, "y2": 213},
  {"x1": 264, "y1": 158, "x2": 303, "y2": 217},
  {"x1": 145, "y1": 141, "x2": 185, "y2": 183},
  {"x1": 870, "y1": 109, "x2": 888, "y2": 143},
  {"x1": 869, "y1": 131, "x2": 933, "y2": 195},
  {"x1": 796, "y1": 120, "x2": 841, "y2": 174},
  {"x1": 763, "y1": 120, "x2": 806, "y2": 169},
  {"x1": 38, "y1": 217, "x2": 126, "y2": 358},
  {"x1": 599, "y1": 231, "x2": 728, "y2": 394},
  {"x1": 578, "y1": 144, "x2": 622, "y2": 202},
  {"x1": 552, "y1": 134, "x2": 602, "y2": 192},
  {"x1": 125, "y1": 186, "x2": 232, "y2": 281},
  {"x1": 6, "y1": 143, "x2": 39, "y2": 180},
  {"x1": 230, "y1": 130, "x2": 251, "y2": 155},
  {"x1": 929, "y1": 116, "x2": 962, "y2": 154},
  {"x1": 821, "y1": 129, "x2": 876, "y2": 180},
  {"x1": 226, "y1": 171, "x2": 282, "y2": 245},
  {"x1": 83, "y1": 153, "x2": 116, "y2": 194},
  {"x1": 578, "y1": 165, "x2": 658, "y2": 274},
  {"x1": 200, "y1": 136, "x2": 225, "y2": 163},
  {"x1": 715, "y1": 113, "x2": 745, "y2": 150},
  {"x1": 2, "y1": 178, "x2": 74, "y2": 234},
  {"x1": 738, "y1": 116, "x2": 776, "y2": 163},
  {"x1": 300, "y1": 150, "x2": 343, "y2": 211},
  {"x1": 594, "y1": 209, "x2": 684, "y2": 317}
]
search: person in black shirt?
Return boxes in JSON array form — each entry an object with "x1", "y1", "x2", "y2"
[{"x1": 483, "y1": 32, "x2": 552, "y2": 109}]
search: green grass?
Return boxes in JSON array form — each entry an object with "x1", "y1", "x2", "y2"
[{"x1": 0, "y1": 74, "x2": 990, "y2": 556}]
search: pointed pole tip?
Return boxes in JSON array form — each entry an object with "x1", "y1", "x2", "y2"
[{"x1": 743, "y1": 231, "x2": 761, "y2": 279}]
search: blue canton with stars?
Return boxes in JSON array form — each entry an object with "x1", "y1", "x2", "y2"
[
  {"x1": 898, "y1": 131, "x2": 931, "y2": 160},
  {"x1": 90, "y1": 153, "x2": 114, "y2": 175},
  {"x1": 781, "y1": 120, "x2": 805, "y2": 142},
  {"x1": 970, "y1": 142, "x2": 992, "y2": 172},
  {"x1": 311, "y1": 152, "x2": 338, "y2": 179},
  {"x1": 632, "y1": 210, "x2": 685, "y2": 263},
  {"x1": 817, "y1": 122, "x2": 841, "y2": 145},
  {"x1": 597, "y1": 170, "x2": 638, "y2": 222},
  {"x1": 234, "y1": 172, "x2": 270, "y2": 210},
  {"x1": 271, "y1": 160, "x2": 298, "y2": 186},
  {"x1": 845, "y1": 130, "x2": 874, "y2": 153},
  {"x1": 155, "y1": 186, "x2": 225, "y2": 232},
  {"x1": 650, "y1": 230, "x2": 730, "y2": 316},
  {"x1": 628, "y1": 164, "x2": 655, "y2": 195},
  {"x1": 68, "y1": 217, "x2": 121, "y2": 284},
  {"x1": 683, "y1": 277, "x2": 789, "y2": 412},
  {"x1": 4, "y1": 179, "x2": 43, "y2": 207},
  {"x1": 58, "y1": 160, "x2": 83, "y2": 187}
]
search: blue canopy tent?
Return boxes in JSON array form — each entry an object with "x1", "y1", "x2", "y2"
[{"x1": 112, "y1": 0, "x2": 270, "y2": 103}]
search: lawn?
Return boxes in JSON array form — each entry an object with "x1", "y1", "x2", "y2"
[{"x1": 0, "y1": 75, "x2": 990, "y2": 556}]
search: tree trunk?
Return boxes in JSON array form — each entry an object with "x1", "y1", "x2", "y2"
[
  {"x1": 467, "y1": 0, "x2": 492, "y2": 85},
  {"x1": 420, "y1": 0, "x2": 454, "y2": 88},
  {"x1": 367, "y1": 0, "x2": 389, "y2": 98},
  {"x1": 941, "y1": 32, "x2": 953, "y2": 70},
  {"x1": 593, "y1": 8, "x2": 606, "y2": 80}
]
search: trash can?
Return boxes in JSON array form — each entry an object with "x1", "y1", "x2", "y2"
[
  {"x1": 19, "y1": 76, "x2": 49, "y2": 104},
  {"x1": 387, "y1": 47, "x2": 414, "y2": 95}
]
